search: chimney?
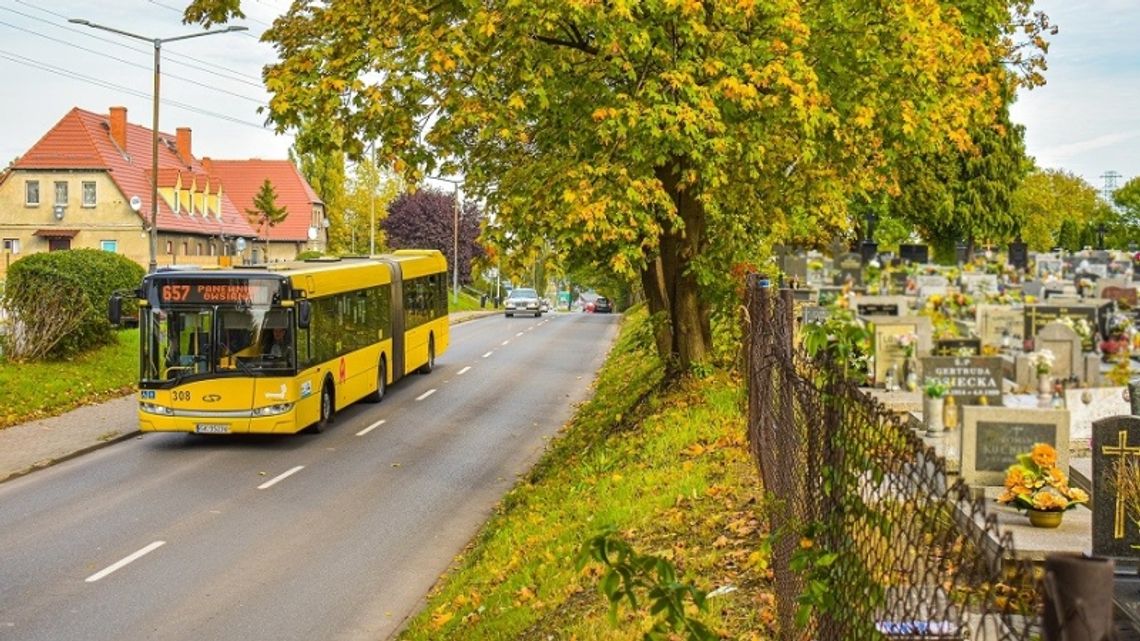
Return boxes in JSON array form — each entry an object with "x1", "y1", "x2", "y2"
[
  {"x1": 109, "y1": 106, "x2": 127, "y2": 150},
  {"x1": 176, "y1": 127, "x2": 193, "y2": 165}
]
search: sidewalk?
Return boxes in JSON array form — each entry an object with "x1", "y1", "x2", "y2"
[{"x1": 0, "y1": 310, "x2": 497, "y2": 484}]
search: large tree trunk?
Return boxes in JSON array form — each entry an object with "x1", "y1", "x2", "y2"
[
  {"x1": 646, "y1": 162, "x2": 712, "y2": 373},
  {"x1": 640, "y1": 257, "x2": 673, "y2": 363}
]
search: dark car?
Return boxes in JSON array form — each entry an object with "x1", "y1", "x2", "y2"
[{"x1": 593, "y1": 296, "x2": 613, "y2": 313}]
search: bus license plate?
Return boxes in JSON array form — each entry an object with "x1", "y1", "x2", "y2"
[{"x1": 195, "y1": 423, "x2": 230, "y2": 434}]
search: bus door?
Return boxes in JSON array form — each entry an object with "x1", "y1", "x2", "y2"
[{"x1": 380, "y1": 258, "x2": 405, "y2": 383}]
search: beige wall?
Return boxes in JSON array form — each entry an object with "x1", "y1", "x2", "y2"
[{"x1": 1, "y1": 170, "x2": 327, "y2": 278}]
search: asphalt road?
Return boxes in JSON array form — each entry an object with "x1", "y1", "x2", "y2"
[{"x1": 0, "y1": 311, "x2": 621, "y2": 641}]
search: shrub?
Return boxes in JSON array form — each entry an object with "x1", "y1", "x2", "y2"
[
  {"x1": 295, "y1": 250, "x2": 324, "y2": 261},
  {"x1": 2, "y1": 250, "x2": 144, "y2": 361}
]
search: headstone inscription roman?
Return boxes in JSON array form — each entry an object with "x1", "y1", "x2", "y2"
[
  {"x1": 1092, "y1": 416, "x2": 1140, "y2": 559},
  {"x1": 976, "y1": 305, "x2": 1024, "y2": 349},
  {"x1": 960, "y1": 406, "x2": 1070, "y2": 487},
  {"x1": 915, "y1": 274, "x2": 949, "y2": 298},
  {"x1": 920, "y1": 356, "x2": 1004, "y2": 405},
  {"x1": 960, "y1": 273, "x2": 1000, "y2": 296},
  {"x1": 836, "y1": 252, "x2": 864, "y2": 286}
]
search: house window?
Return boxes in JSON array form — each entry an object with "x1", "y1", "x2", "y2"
[
  {"x1": 208, "y1": 242, "x2": 215, "y2": 256},
  {"x1": 196, "y1": 242, "x2": 203, "y2": 256},
  {"x1": 101, "y1": 240, "x2": 118, "y2": 252},
  {"x1": 54, "y1": 181, "x2": 68, "y2": 205},
  {"x1": 25, "y1": 181, "x2": 40, "y2": 206},
  {"x1": 82, "y1": 182, "x2": 97, "y2": 207},
  {"x1": 166, "y1": 240, "x2": 173, "y2": 255},
  {"x1": 3, "y1": 238, "x2": 19, "y2": 254},
  {"x1": 182, "y1": 241, "x2": 188, "y2": 255}
]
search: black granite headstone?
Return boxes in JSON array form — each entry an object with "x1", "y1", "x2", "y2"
[
  {"x1": 1092, "y1": 416, "x2": 1140, "y2": 560},
  {"x1": 1009, "y1": 242, "x2": 1028, "y2": 271},
  {"x1": 835, "y1": 253, "x2": 863, "y2": 286},
  {"x1": 899, "y1": 244, "x2": 929, "y2": 264}
]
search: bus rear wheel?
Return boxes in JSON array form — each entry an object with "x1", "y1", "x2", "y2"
[
  {"x1": 419, "y1": 336, "x2": 435, "y2": 374},
  {"x1": 312, "y1": 382, "x2": 334, "y2": 433},
  {"x1": 366, "y1": 356, "x2": 387, "y2": 403}
]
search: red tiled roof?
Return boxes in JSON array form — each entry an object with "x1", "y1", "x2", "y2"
[
  {"x1": 203, "y1": 159, "x2": 323, "y2": 242},
  {"x1": 13, "y1": 107, "x2": 259, "y2": 238}
]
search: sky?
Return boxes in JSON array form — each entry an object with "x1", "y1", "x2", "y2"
[{"x1": 0, "y1": 1, "x2": 1136, "y2": 192}]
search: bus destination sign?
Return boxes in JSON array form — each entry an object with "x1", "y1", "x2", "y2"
[{"x1": 158, "y1": 280, "x2": 278, "y2": 305}]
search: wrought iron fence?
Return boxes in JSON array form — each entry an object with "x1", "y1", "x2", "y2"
[{"x1": 745, "y1": 279, "x2": 1041, "y2": 640}]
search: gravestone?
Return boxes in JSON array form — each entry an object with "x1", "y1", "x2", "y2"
[
  {"x1": 976, "y1": 305, "x2": 1024, "y2": 349},
  {"x1": 790, "y1": 288, "x2": 817, "y2": 303},
  {"x1": 899, "y1": 243, "x2": 929, "y2": 264},
  {"x1": 920, "y1": 356, "x2": 1004, "y2": 405},
  {"x1": 1102, "y1": 285, "x2": 1139, "y2": 308},
  {"x1": 855, "y1": 295, "x2": 910, "y2": 318},
  {"x1": 1067, "y1": 387, "x2": 1129, "y2": 444},
  {"x1": 1092, "y1": 416, "x2": 1140, "y2": 559},
  {"x1": 1035, "y1": 321, "x2": 1083, "y2": 381},
  {"x1": 960, "y1": 273, "x2": 1000, "y2": 296},
  {"x1": 835, "y1": 252, "x2": 864, "y2": 286},
  {"x1": 806, "y1": 259, "x2": 828, "y2": 287},
  {"x1": 932, "y1": 337, "x2": 982, "y2": 357},
  {"x1": 1009, "y1": 242, "x2": 1029, "y2": 271},
  {"x1": 960, "y1": 406, "x2": 1070, "y2": 487},
  {"x1": 1025, "y1": 303, "x2": 1105, "y2": 351},
  {"x1": 783, "y1": 254, "x2": 808, "y2": 285},
  {"x1": 1036, "y1": 257, "x2": 1064, "y2": 279},
  {"x1": 1022, "y1": 280, "x2": 1045, "y2": 300},
  {"x1": 870, "y1": 316, "x2": 934, "y2": 385},
  {"x1": 889, "y1": 271, "x2": 910, "y2": 295},
  {"x1": 802, "y1": 306, "x2": 831, "y2": 325},
  {"x1": 915, "y1": 274, "x2": 949, "y2": 298}
]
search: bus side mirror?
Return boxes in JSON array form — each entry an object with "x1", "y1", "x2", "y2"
[
  {"x1": 297, "y1": 300, "x2": 311, "y2": 329},
  {"x1": 108, "y1": 295, "x2": 122, "y2": 327}
]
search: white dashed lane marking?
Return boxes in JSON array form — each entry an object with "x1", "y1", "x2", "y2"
[
  {"x1": 85, "y1": 541, "x2": 166, "y2": 583},
  {"x1": 457, "y1": 366, "x2": 471, "y2": 375},
  {"x1": 357, "y1": 419, "x2": 386, "y2": 436},
  {"x1": 482, "y1": 351, "x2": 493, "y2": 358},
  {"x1": 258, "y1": 466, "x2": 305, "y2": 490},
  {"x1": 416, "y1": 389, "x2": 437, "y2": 401}
]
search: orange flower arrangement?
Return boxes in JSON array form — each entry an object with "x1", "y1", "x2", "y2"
[{"x1": 997, "y1": 442, "x2": 1088, "y2": 513}]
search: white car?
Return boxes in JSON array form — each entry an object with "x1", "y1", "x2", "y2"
[{"x1": 504, "y1": 288, "x2": 542, "y2": 317}]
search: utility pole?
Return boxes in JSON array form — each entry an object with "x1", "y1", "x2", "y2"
[{"x1": 1102, "y1": 170, "x2": 1122, "y2": 206}]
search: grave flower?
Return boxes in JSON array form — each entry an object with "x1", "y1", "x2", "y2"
[
  {"x1": 1029, "y1": 349, "x2": 1055, "y2": 376},
  {"x1": 896, "y1": 332, "x2": 918, "y2": 358},
  {"x1": 996, "y1": 442, "x2": 1088, "y2": 514}
]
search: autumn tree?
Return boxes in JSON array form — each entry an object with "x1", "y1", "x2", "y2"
[
  {"x1": 245, "y1": 178, "x2": 288, "y2": 258},
  {"x1": 342, "y1": 155, "x2": 402, "y2": 254},
  {"x1": 1011, "y1": 169, "x2": 1108, "y2": 251},
  {"x1": 384, "y1": 188, "x2": 484, "y2": 285},
  {"x1": 184, "y1": 0, "x2": 1049, "y2": 374}
]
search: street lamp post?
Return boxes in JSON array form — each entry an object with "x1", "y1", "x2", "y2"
[
  {"x1": 68, "y1": 18, "x2": 247, "y2": 273},
  {"x1": 427, "y1": 176, "x2": 462, "y2": 304}
]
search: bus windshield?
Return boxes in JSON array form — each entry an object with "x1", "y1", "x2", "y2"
[{"x1": 141, "y1": 304, "x2": 294, "y2": 384}]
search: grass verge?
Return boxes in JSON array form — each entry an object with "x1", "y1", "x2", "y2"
[
  {"x1": 398, "y1": 306, "x2": 774, "y2": 640},
  {"x1": 0, "y1": 329, "x2": 138, "y2": 429}
]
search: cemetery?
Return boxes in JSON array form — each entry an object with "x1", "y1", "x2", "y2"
[{"x1": 759, "y1": 245, "x2": 1140, "y2": 639}]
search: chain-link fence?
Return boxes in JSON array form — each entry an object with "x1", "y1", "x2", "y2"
[{"x1": 745, "y1": 279, "x2": 1041, "y2": 640}]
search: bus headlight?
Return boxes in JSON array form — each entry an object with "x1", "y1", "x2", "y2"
[
  {"x1": 252, "y1": 403, "x2": 294, "y2": 417},
  {"x1": 140, "y1": 402, "x2": 174, "y2": 416}
]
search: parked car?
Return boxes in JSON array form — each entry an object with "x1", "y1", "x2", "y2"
[
  {"x1": 505, "y1": 288, "x2": 542, "y2": 317},
  {"x1": 540, "y1": 298, "x2": 550, "y2": 313},
  {"x1": 594, "y1": 296, "x2": 613, "y2": 313}
]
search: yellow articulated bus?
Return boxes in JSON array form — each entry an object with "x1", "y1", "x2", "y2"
[{"x1": 110, "y1": 250, "x2": 449, "y2": 434}]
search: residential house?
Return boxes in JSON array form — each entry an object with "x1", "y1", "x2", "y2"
[
  {"x1": 0, "y1": 106, "x2": 327, "y2": 276},
  {"x1": 203, "y1": 158, "x2": 326, "y2": 263}
]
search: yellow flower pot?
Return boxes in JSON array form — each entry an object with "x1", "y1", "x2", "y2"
[{"x1": 1028, "y1": 509, "x2": 1064, "y2": 528}]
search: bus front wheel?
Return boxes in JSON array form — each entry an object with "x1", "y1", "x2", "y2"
[
  {"x1": 312, "y1": 382, "x2": 334, "y2": 433},
  {"x1": 366, "y1": 356, "x2": 387, "y2": 403}
]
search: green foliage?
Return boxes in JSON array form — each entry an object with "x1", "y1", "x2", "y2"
[
  {"x1": 801, "y1": 309, "x2": 871, "y2": 383},
  {"x1": 183, "y1": 0, "x2": 1050, "y2": 372},
  {"x1": 246, "y1": 178, "x2": 289, "y2": 248},
  {"x1": 292, "y1": 146, "x2": 349, "y2": 253},
  {"x1": 923, "y1": 380, "x2": 949, "y2": 399},
  {"x1": 4, "y1": 249, "x2": 144, "y2": 360},
  {"x1": 578, "y1": 527, "x2": 716, "y2": 641},
  {"x1": 295, "y1": 250, "x2": 324, "y2": 261},
  {"x1": 1011, "y1": 168, "x2": 1108, "y2": 251}
]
